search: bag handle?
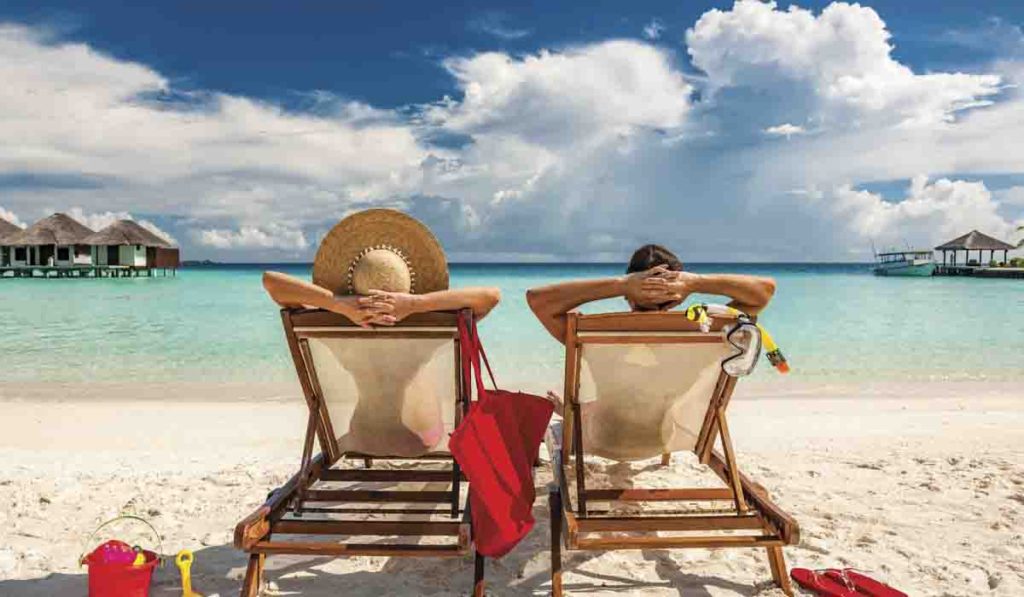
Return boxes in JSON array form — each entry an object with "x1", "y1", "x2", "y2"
[
  {"x1": 457, "y1": 313, "x2": 479, "y2": 405},
  {"x1": 459, "y1": 312, "x2": 497, "y2": 401},
  {"x1": 471, "y1": 316, "x2": 498, "y2": 391}
]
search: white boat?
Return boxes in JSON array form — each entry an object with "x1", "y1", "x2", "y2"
[{"x1": 873, "y1": 250, "x2": 936, "y2": 277}]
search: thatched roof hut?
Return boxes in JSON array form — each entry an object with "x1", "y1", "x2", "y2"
[
  {"x1": 0, "y1": 217, "x2": 20, "y2": 242},
  {"x1": 82, "y1": 219, "x2": 180, "y2": 270},
  {"x1": 934, "y1": 230, "x2": 1016, "y2": 251},
  {"x1": 81, "y1": 219, "x2": 176, "y2": 248},
  {"x1": 935, "y1": 230, "x2": 1016, "y2": 266},
  {"x1": 4, "y1": 213, "x2": 94, "y2": 246}
]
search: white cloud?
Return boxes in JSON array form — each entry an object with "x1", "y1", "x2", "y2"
[
  {"x1": 828, "y1": 176, "x2": 1016, "y2": 246},
  {"x1": 430, "y1": 41, "x2": 691, "y2": 147},
  {"x1": 686, "y1": 1, "x2": 1002, "y2": 128},
  {"x1": 763, "y1": 123, "x2": 806, "y2": 137},
  {"x1": 413, "y1": 40, "x2": 696, "y2": 253},
  {"x1": 196, "y1": 224, "x2": 308, "y2": 250},
  {"x1": 997, "y1": 186, "x2": 1024, "y2": 207},
  {"x1": 468, "y1": 12, "x2": 531, "y2": 40},
  {"x1": 0, "y1": 206, "x2": 25, "y2": 228},
  {"x1": 643, "y1": 19, "x2": 665, "y2": 40},
  {"x1": 0, "y1": 22, "x2": 428, "y2": 250}
]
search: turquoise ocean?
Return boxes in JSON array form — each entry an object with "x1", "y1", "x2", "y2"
[{"x1": 1, "y1": 264, "x2": 1021, "y2": 389}]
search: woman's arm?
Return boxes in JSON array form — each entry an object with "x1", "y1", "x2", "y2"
[
  {"x1": 525, "y1": 267, "x2": 666, "y2": 342},
  {"x1": 263, "y1": 271, "x2": 336, "y2": 310},
  {"x1": 363, "y1": 287, "x2": 502, "y2": 324},
  {"x1": 262, "y1": 271, "x2": 392, "y2": 327}
]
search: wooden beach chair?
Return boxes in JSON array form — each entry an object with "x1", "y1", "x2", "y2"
[
  {"x1": 234, "y1": 308, "x2": 485, "y2": 596},
  {"x1": 548, "y1": 311, "x2": 799, "y2": 595}
]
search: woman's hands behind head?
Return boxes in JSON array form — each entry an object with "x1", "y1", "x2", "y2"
[
  {"x1": 330, "y1": 292, "x2": 407, "y2": 328},
  {"x1": 358, "y1": 290, "x2": 418, "y2": 326}
]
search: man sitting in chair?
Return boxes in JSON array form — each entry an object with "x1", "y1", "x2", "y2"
[
  {"x1": 527, "y1": 244, "x2": 776, "y2": 452},
  {"x1": 262, "y1": 209, "x2": 501, "y2": 456},
  {"x1": 526, "y1": 244, "x2": 776, "y2": 342}
]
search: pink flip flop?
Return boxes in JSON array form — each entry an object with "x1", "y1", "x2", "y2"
[{"x1": 790, "y1": 568, "x2": 861, "y2": 597}]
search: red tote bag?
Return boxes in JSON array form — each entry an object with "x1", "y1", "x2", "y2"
[{"x1": 449, "y1": 312, "x2": 555, "y2": 558}]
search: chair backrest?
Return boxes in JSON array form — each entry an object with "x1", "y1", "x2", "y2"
[
  {"x1": 283, "y1": 308, "x2": 465, "y2": 461},
  {"x1": 564, "y1": 312, "x2": 735, "y2": 462}
]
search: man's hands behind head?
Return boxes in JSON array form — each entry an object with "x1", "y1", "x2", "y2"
[{"x1": 626, "y1": 266, "x2": 702, "y2": 311}]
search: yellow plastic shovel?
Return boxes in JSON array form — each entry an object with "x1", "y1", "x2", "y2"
[{"x1": 175, "y1": 550, "x2": 203, "y2": 597}]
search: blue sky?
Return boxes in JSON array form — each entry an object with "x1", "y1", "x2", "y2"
[
  {"x1": 4, "y1": 1, "x2": 1021, "y2": 108},
  {"x1": 1, "y1": 1, "x2": 1022, "y2": 261}
]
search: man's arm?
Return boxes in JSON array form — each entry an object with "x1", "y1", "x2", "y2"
[
  {"x1": 526, "y1": 267, "x2": 666, "y2": 342},
  {"x1": 645, "y1": 272, "x2": 776, "y2": 315},
  {"x1": 699, "y1": 274, "x2": 776, "y2": 315}
]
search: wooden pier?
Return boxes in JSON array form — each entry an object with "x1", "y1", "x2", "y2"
[
  {"x1": 934, "y1": 266, "x2": 1024, "y2": 279},
  {"x1": 0, "y1": 265, "x2": 176, "y2": 279}
]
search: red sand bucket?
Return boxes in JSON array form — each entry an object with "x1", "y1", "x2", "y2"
[{"x1": 80, "y1": 516, "x2": 163, "y2": 597}]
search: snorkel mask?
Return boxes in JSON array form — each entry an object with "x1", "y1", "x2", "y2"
[{"x1": 685, "y1": 303, "x2": 790, "y2": 377}]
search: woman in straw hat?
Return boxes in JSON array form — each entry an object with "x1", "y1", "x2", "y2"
[
  {"x1": 261, "y1": 209, "x2": 501, "y2": 455},
  {"x1": 262, "y1": 209, "x2": 500, "y2": 326}
]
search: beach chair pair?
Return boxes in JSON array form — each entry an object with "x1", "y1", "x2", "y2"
[{"x1": 234, "y1": 308, "x2": 799, "y2": 595}]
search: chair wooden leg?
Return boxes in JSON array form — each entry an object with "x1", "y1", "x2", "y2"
[
  {"x1": 549, "y1": 488, "x2": 563, "y2": 597},
  {"x1": 473, "y1": 550, "x2": 486, "y2": 596},
  {"x1": 660, "y1": 453, "x2": 671, "y2": 466},
  {"x1": 240, "y1": 553, "x2": 264, "y2": 597},
  {"x1": 716, "y1": 408, "x2": 747, "y2": 513},
  {"x1": 766, "y1": 546, "x2": 793, "y2": 596}
]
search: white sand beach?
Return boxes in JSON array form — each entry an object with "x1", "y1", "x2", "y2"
[{"x1": 1, "y1": 381, "x2": 1023, "y2": 596}]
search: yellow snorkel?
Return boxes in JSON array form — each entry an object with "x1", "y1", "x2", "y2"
[
  {"x1": 685, "y1": 303, "x2": 790, "y2": 374},
  {"x1": 757, "y1": 325, "x2": 789, "y2": 374}
]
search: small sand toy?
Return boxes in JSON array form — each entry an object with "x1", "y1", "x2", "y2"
[
  {"x1": 176, "y1": 550, "x2": 204, "y2": 597},
  {"x1": 80, "y1": 515, "x2": 163, "y2": 597}
]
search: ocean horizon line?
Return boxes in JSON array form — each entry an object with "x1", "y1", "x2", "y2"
[{"x1": 182, "y1": 260, "x2": 876, "y2": 267}]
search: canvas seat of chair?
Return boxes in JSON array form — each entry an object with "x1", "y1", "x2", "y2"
[
  {"x1": 234, "y1": 309, "x2": 484, "y2": 597},
  {"x1": 548, "y1": 311, "x2": 799, "y2": 596},
  {"x1": 305, "y1": 333, "x2": 458, "y2": 457},
  {"x1": 576, "y1": 337, "x2": 730, "y2": 461}
]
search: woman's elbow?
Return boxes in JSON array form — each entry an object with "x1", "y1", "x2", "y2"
[
  {"x1": 262, "y1": 271, "x2": 281, "y2": 295},
  {"x1": 760, "y1": 277, "x2": 777, "y2": 304},
  {"x1": 486, "y1": 287, "x2": 502, "y2": 308},
  {"x1": 475, "y1": 287, "x2": 502, "y2": 317}
]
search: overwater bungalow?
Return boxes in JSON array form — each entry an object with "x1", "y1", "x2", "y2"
[
  {"x1": 2, "y1": 213, "x2": 94, "y2": 269},
  {"x1": 0, "y1": 217, "x2": 20, "y2": 267},
  {"x1": 82, "y1": 219, "x2": 180, "y2": 274},
  {"x1": 0, "y1": 213, "x2": 180, "y2": 277},
  {"x1": 934, "y1": 230, "x2": 1022, "y2": 278}
]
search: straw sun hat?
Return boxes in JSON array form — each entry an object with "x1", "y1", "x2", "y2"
[{"x1": 312, "y1": 209, "x2": 449, "y2": 296}]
